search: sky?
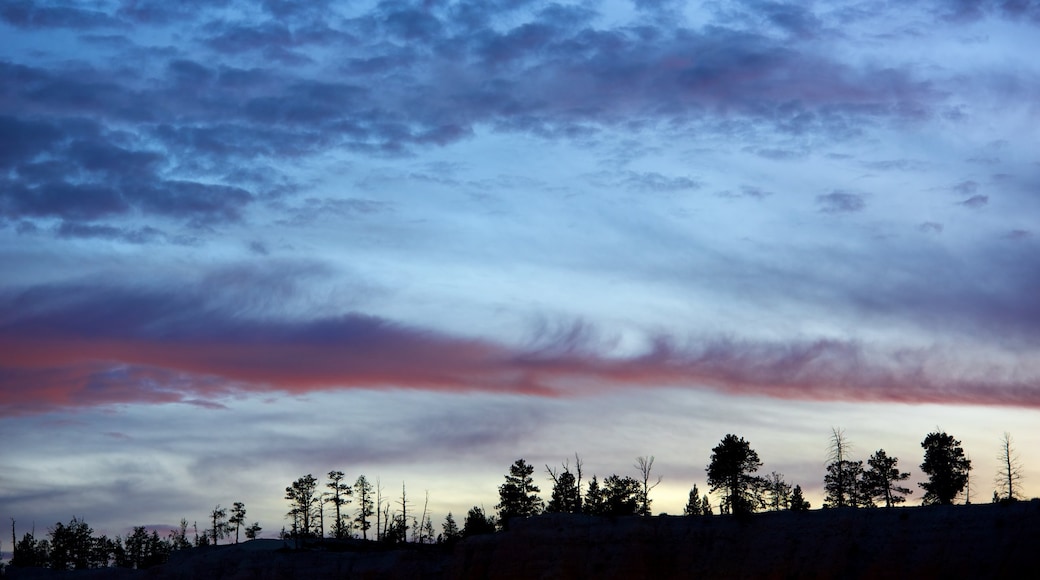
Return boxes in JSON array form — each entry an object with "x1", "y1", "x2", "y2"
[{"x1": 2, "y1": 0, "x2": 1040, "y2": 542}]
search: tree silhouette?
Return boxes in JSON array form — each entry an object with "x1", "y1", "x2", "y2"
[
  {"x1": 383, "y1": 514, "x2": 408, "y2": 544},
  {"x1": 706, "y1": 434, "x2": 764, "y2": 515},
  {"x1": 684, "y1": 484, "x2": 703, "y2": 516},
  {"x1": 123, "y1": 526, "x2": 169, "y2": 569},
  {"x1": 414, "y1": 490, "x2": 432, "y2": 543},
  {"x1": 790, "y1": 485, "x2": 811, "y2": 511},
  {"x1": 228, "y1": 502, "x2": 247, "y2": 544},
  {"x1": 12, "y1": 531, "x2": 48, "y2": 568},
  {"x1": 208, "y1": 505, "x2": 228, "y2": 546},
  {"x1": 168, "y1": 519, "x2": 191, "y2": 551},
  {"x1": 920, "y1": 431, "x2": 972, "y2": 505},
  {"x1": 384, "y1": 482, "x2": 411, "y2": 544},
  {"x1": 546, "y1": 461, "x2": 582, "y2": 514},
  {"x1": 90, "y1": 534, "x2": 115, "y2": 568},
  {"x1": 440, "y1": 512, "x2": 461, "y2": 543},
  {"x1": 192, "y1": 521, "x2": 208, "y2": 547},
  {"x1": 462, "y1": 506, "x2": 496, "y2": 537},
  {"x1": 765, "y1": 472, "x2": 792, "y2": 511},
  {"x1": 823, "y1": 428, "x2": 861, "y2": 508},
  {"x1": 864, "y1": 450, "x2": 911, "y2": 507},
  {"x1": 49, "y1": 517, "x2": 93, "y2": 570},
  {"x1": 584, "y1": 475, "x2": 605, "y2": 515},
  {"x1": 354, "y1": 475, "x2": 374, "y2": 540},
  {"x1": 825, "y1": 459, "x2": 867, "y2": 507},
  {"x1": 964, "y1": 453, "x2": 976, "y2": 505},
  {"x1": 701, "y1": 493, "x2": 713, "y2": 515},
  {"x1": 602, "y1": 474, "x2": 642, "y2": 516},
  {"x1": 496, "y1": 458, "x2": 543, "y2": 529},
  {"x1": 244, "y1": 522, "x2": 262, "y2": 540},
  {"x1": 635, "y1": 456, "x2": 662, "y2": 516},
  {"x1": 420, "y1": 515, "x2": 435, "y2": 545},
  {"x1": 326, "y1": 471, "x2": 352, "y2": 539},
  {"x1": 285, "y1": 474, "x2": 319, "y2": 545},
  {"x1": 996, "y1": 432, "x2": 1023, "y2": 501}
]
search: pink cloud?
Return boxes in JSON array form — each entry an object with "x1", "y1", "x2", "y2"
[{"x1": 3, "y1": 326, "x2": 1039, "y2": 416}]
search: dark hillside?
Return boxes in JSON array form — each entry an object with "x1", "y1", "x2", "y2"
[
  {"x1": 456, "y1": 502, "x2": 1040, "y2": 579},
  {"x1": 7, "y1": 501, "x2": 1039, "y2": 579}
]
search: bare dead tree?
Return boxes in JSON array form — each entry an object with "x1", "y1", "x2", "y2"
[
  {"x1": 546, "y1": 463, "x2": 561, "y2": 485},
  {"x1": 996, "y1": 432, "x2": 1024, "y2": 501},
  {"x1": 375, "y1": 478, "x2": 383, "y2": 541},
  {"x1": 546, "y1": 455, "x2": 584, "y2": 514},
  {"x1": 824, "y1": 428, "x2": 859, "y2": 508},
  {"x1": 414, "y1": 491, "x2": 430, "y2": 543},
  {"x1": 398, "y1": 483, "x2": 410, "y2": 543},
  {"x1": 827, "y1": 427, "x2": 850, "y2": 465},
  {"x1": 574, "y1": 453, "x2": 584, "y2": 512},
  {"x1": 317, "y1": 492, "x2": 328, "y2": 539},
  {"x1": 635, "y1": 455, "x2": 662, "y2": 516},
  {"x1": 381, "y1": 504, "x2": 391, "y2": 540},
  {"x1": 964, "y1": 453, "x2": 974, "y2": 504}
]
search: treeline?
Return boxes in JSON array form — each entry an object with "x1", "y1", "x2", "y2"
[
  {"x1": 6, "y1": 428, "x2": 1027, "y2": 570},
  {"x1": 701, "y1": 428, "x2": 1024, "y2": 516},
  {"x1": 8, "y1": 504, "x2": 259, "y2": 571}
]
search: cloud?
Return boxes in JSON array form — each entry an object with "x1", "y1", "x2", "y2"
[
  {"x1": 928, "y1": 0, "x2": 1040, "y2": 23},
  {"x1": 54, "y1": 222, "x2": 166, "y2": 244},
  {"x1": 816, "y1": 191, "x2": 866, "y2": 213},
  {"x1": 3, "y1": 280, "x2": 1039, "y2": 417},
  {"x1": 719, "y1": 186, "x2": 773, "y2": 200},
  {"x1": 591, "y1": 171, "x2": 702, "y2": 194},
  {"x1": 1004, "y1": 229, "x2": 1032, "y2": 240},
  {"x1": 0, "y1": 1, "x2": 119, "y2": 29},
  {"x1": 958, "y1": 195, "x2": 989, "y2": 208},
  {"x1": 917, "y1": 222, "x2": 944, "y2": 234},
  {"x1": 248, "y1": 240, "x2": 270, "y2": 255},
  {"x1": 861, "y1": 159, "x2": 931, "y2": 172},
  {"x1": 6, "y1": 1, "x2": 945, "y2": 157},
  {"x1": 273, "y1": 197, "x2": 390, "y2": 227},
  {"x1": 953, "y1": 180, "x2": 979, "y2": 195},
  {"x1": 0, "y1": 110, "x2": 253, "y2": 228},
  {"x1": 0, "y1": 0, "x2": 960, "y2": 243}
]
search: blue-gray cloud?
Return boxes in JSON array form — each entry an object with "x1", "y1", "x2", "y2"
[
  {"x1": 1, "y1": 0, "x2": 955, "y2": 241},
  {"x1": 817, "y1": 191, "x2": 866, "y2": 213}
]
